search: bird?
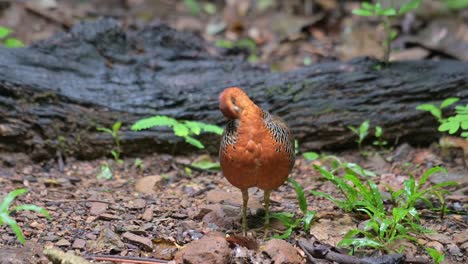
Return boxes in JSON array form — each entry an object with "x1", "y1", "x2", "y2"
[{"x1": 218, "y1": 87, "x2": 295, "y2": 235}]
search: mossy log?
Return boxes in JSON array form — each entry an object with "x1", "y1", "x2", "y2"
[{"x1": 0, "y1": 19, "x2": 467, "y2": 160}]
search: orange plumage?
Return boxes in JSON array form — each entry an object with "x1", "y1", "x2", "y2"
[{"x1": 219, "y1": 87, "x2": 295, "y2": 235}]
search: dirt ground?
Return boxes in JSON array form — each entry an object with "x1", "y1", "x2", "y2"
[
  {"x1": 0, "y1": 0, "x2": 467, "y2": 263},
  {"x1": 0, "y1": 142, "x2": 467, "y2": 263}
]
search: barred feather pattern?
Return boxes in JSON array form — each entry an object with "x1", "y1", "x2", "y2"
[
  {"x1": 220, "y1": 119, "x2": 239, "y2": 154},
  {"x1": 262, "y1": 111, "x2": 295, "y2": 168}
]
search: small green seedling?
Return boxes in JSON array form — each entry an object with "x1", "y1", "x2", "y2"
[
  {"x1": 417, "y1": 98, "x2": 468, "y2": 139},
  {"x1": 190, "y1": 160, "x2": 221, "y2": 170},
  {"x1": 389, "y1": 166, "x2": 457, "y2": 220},
  {"x1": 339, "y1": 206, "x2": 420, "y2": 252},
  {"x1": 270, "y1": 178, "x2": 316, "y2": 239},
  {"x1": 335, "y1": 166, "x2": 455, "y2": 253},
  {"x1": 439, "y1": 104, "x2": 468, "y2": 139},
  {"x1": 131, "y1": 115, "x2": 223, "y2": 149},
  {"x1": 0, "y1": 26, "x2": 24, "y2": 48},
  {"x1": 373, "y1": 126, "x2": 388, "y2": 148},
  {"x1": 311, "y1": 164, "x2": 381, "y2": 213},
  {"x1": 426, "y1": 247, "x2": 445, "y2": 264},
  {"x1": 352, "y1": 0, "x2": 421, "y2": 63},
  {"x1": 302, "y1": 151, "x2": 319, "y2": 161},
  {"x1": 97, "y1": 162, "x2": 113, "y2": 180},
  {"x1": 215, "y1": 38, "x2": 259, "y2": 63},
  {"x1": 0, "y1": 189, "x2": 51, "y2": 244},
  {"x1": 97, "y1": 121, "x2": 123, "y2": 164},
  {"x1": 348, "y1": 120, "x2": 370, "y2": 154},
  {"x1": 417, "y1": 97, "x2": 459, "y2": 123},
  {"x1": 134, "y1": 158, "x2": 144, "y2": 171}
]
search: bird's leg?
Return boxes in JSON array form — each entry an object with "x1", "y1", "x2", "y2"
[
  {"x1": 241, "y1": 189, "x2": 249, "y2": 236},
  {"x1": 263, "y1": 190, "x2": 271, "y2": 238}
]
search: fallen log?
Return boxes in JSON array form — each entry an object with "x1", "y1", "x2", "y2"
[{"x1": 0, "y1": 19, "x2": 467, "y2": 160}]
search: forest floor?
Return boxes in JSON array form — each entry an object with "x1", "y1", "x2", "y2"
[
  {"x1": 0, "y1": 0, "x2": 467, "y2": 263},
  {"x1": 0, "y1": 143, "x2": 466, "y2": 263}
]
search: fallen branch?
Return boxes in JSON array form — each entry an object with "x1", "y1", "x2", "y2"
[{"x1": 298, "y1": 239, "x2": 408, "y2": 264}]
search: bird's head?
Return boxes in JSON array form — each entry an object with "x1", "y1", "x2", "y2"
[{"x1": 219, "y1": 87, "x2": 255, "y2": 119}]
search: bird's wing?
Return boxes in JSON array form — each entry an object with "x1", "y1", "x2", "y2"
[{"x1": 261, "y1": 111, "x2": 295, "y2": 168}]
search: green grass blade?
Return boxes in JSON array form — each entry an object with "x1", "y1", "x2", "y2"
[
  {"x1": 0, "y1": 212, "x2": 25, "y2": 244},
  {"x1": 13, "y1": 204, "x2": 51, "y2": 219},
  {"x1": 288, "y1": 178, "x2": 307, "y2": 213},
  {"x1": 419, "y1": 166, "x2": 446, "y2": 186},
  {"x1": 184, "y1": 136, "x2": 204, "y2": 149},
  {"x1": 0, "y1": 189, "x2": 28, "y2": 212}
]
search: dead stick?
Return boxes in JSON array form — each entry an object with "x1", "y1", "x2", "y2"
[{"x1": 86, "y1": 255, "x2": 168, "y2": 264}]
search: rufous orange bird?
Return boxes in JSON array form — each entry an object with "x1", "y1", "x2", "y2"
[{"x1": 219, "y1": 87, "x2": 295, "y2": 235}]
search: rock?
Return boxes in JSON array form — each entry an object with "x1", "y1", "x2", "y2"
[
  {"x1": 122, "y1": 232, "x2": 153, "y2": 252},
  {"x1": 262, "y1": 239, "x2": 302, "y2": 264},
  {"x1": 72, "y1": 239, "x2": 86, "y2": 250},
  {"x1": 454, "y1": 229, "x2": 468, "y2": 245},
  {"x1": 97, "y1": 213, "x2": 121, "y2": 221},
  {"x1": 141, "y1": 206, "x2": 153, "y2": 221},
  {"x1": 309, "y1": 214, "x2": 355, "y2": 246},
  {"x1": 429, "y1": 168, "x2": 468, "y2": 184},
  {"x1": 153, "y1": 238, "x2": 179, "y2": 260},
  {"x1": 425, "y1": 241, "x2": 444, "y2": 252},
  {"x1": 174, "y1": 232, "x2": 230, "y2": 264},
  {"x1": 135, "y1": 175, "x2": 163, "y2": 194},
  {"x1": 126, "y1": 198, "x2": 147, "y2": 209},
  {"x1": 425, "y1": 233, "x2": 453, "y2": 244},
  {"x1": 447, "y1": 244, "x2": 461, "y2": 256},
  {"x1": 55, "y1": 239, "x2": 71, "y2": 247},
  {"x1": 0, "y1": 242, "x2": 46, "y2": 264},
  {"x1": 171, "y1": 213, "x2": 188, "y2": 219},
  {"x1": 43, "y1": 247, "x2": 92, "y2": 264},
  {"x1": 460, "y1": 241, "x2": 468, "y2": 252},
  {"x1": 89, "y1": 202, "x2": 108, "y2": 216},
  {"x1": 392, "y1": 143, "x2": 414, "y2": 162},
  {"x1": 200, "y1": 204, "x2": 239, "y2": 229},
  {"x1": 367, "y1": 152, "x2": 389, "y2": 175},
  {"x1": 91, "y1": 227, "x2": 125, "y2": 252}
]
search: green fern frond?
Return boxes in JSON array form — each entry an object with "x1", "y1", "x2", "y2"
[{"x1": 131, "y1": 116, "x2": 178, "y2": 131}]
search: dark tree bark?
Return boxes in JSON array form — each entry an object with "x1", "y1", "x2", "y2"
[{"x1": 0, "y1": 19, "x2": 467, "y2": 160}]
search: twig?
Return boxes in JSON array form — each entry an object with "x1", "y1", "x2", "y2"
[
  {"x1": 85, "y1": 255, "x2": 169, "y2": 264},
  {"x1": 43, "y1": 199, "x2": 114, "y2": 204},
  {"x1": 298, "y1": 239, "x2": 408, "y2": 264},
  {"x1": 22, "y1": 2, "x2": 73, "y2": 29}
]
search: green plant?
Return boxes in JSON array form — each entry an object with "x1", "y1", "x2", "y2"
[
  {"x1": 352, "y1": 0, "x2": 422, "y2": 63},
  {"x1": 417, "y1": 97, "x2": 468, "y2": 139},
  {"x1": 443, "y1": 0, "x2": 468, "y2": 10},
  {"x1": 190, "y1": 160, "x2": 221, "y2": 170},
  {"x1": 339, "y1": 206, "x2": 419, "y2": 252},
  {"x1": 0, "y1": 189, "x2": 51, "y2": 244},
  {"x1": 184, "y1": 0, "x2": 201, "y2": 15},
  {"x1": 302, "y1": 151, "x2": 319, "y2": 161},
  {"x1": 334, "y1": 167, "x2": 456, "y2": 253},
  {"x1": 270, "y1": 178, "x2": 316, "y2": 238},
  {"x1": 426, "y1": 247, "x2": 445, "y2": 264},
  {"x1": 97, "y1": 162, "x2": 113, "y2": 180},
  {"x1": 311, "y1": 165, "x2": 382, "y2": 213},
  {"x1": 389, "y1": 167, "x2": 457, "y2": 220},
  {"x1": 134, "y1": 158, "x2": 144, "y2": 171},
  {"x1": 215, "y1": 38, "x2": 258, "y2": 63},
  {"x1": 131, "y1": 115, "x2": 223, "y2": 149},
  {"x1": 439, "y1": 104, "x2": 468, "y2": 139},
  {"x1": 348, "y1": 120, "x2": 370, "y2": 153},
  {"x1": 97, "y1": 121, "x2": 123, "y2": 164},
  {"x1": 0, "y1": 26, "x2": 24, "y2": 48},
  {"x1": 373, "y1": 126, "x2": 388, "y2": 148}
]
